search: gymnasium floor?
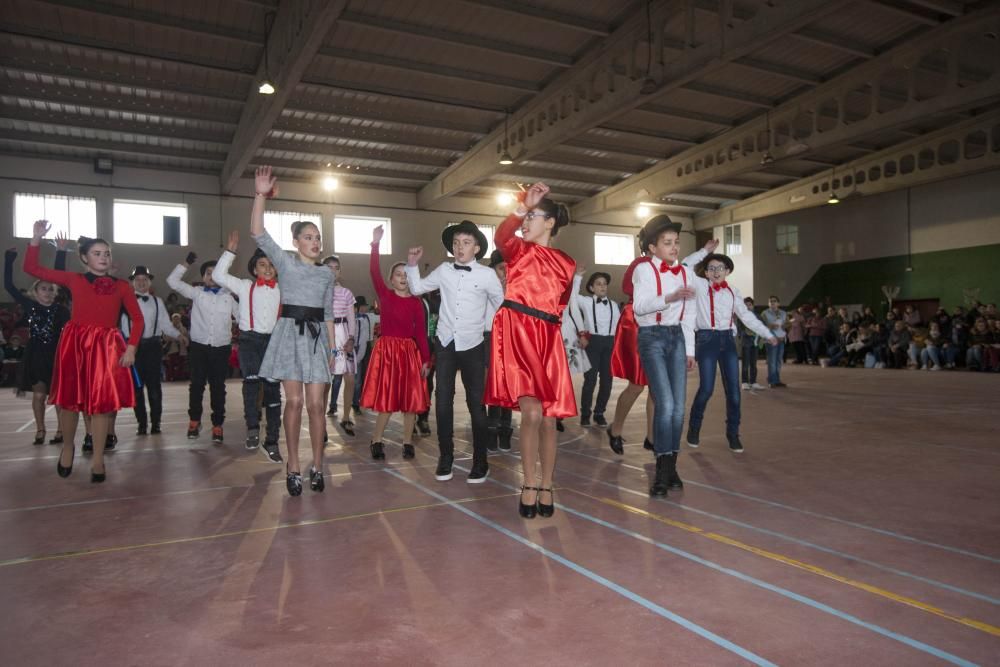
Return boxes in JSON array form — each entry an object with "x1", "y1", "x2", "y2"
[{"x1": 1, "y1": 364, "x2": 997, "y2": 666}]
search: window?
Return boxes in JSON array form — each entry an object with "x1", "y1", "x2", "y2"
[
  {"x1": 113, "y1": 200, "x2": 188, "y2": 245},
  {"x1": 593, "y1": 232, "x2": 636, "y2": 266},
  {"x1": 445, "y1": 222, "x2": 495, "y2": 257},
  {"x1": 334, "y1": 216, "x2": 391, "y2": 255},
  {"x1": 724, "y1": 223, "x2": 742, "y2": 256},
  {"x1": 776, "y1": 224, "x2": 799, "y2": 255},
  {"x1": 14, "y1": 193, "x2": 97, "y2": 240},
  {"x1": 264, "y1": 211, "x2": 322, "y2": 251}
]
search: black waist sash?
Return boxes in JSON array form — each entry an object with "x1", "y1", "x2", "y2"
[
  {"x1": 281, "y1": 305, "x2": 325, "y2": 353},
  {"x1": 501, "y1": 299, "x2": 560, "y2": 325}
]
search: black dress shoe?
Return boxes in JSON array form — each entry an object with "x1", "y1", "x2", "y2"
[
  {"x1": 594, "y1": 414, "x2": 608, "y2": 427},
  {"x1": 56, "y1": 448, "x2": 74, "y2": 478},
  {"x1": 82, "y1": 434, "x2": 94, "y2": 453},
  {"x1": 402, "y1": 444, "x2": 415, "y2": 459},
  {"x1": 607, "y1": 427, "x2": 624, "y2": 455},
  {"x1": 91, "y1": 468, "x2": 106, "y2": 483},
  {"x1": 555, "y1": 418, "x2": 565, "y2": 432},
  {"x1": 136, "y1": 424, "x2": 147, "y2": 436},
  {"x1": 309, "y1": 466, "x2": 324, "y2": 492},
  {"x1": 150, "y1": 424, "x2": 161, "y2": 435},
  {"x1": 49, "y1": 432, "x2": 63, "y2": 445},
  {"x1": 33, "y1": 430, "x2": 46, "y2": 446},
  {"x1": 537, "y1": 487, "x2": 555, "y2": 517},
  {"x1": 105, "y1": 434, "x2": 118, "y2": 451},
  {"x1": 519, "y1": 486, "x2": 538, "y2": 519},
  {"x1": 417, "y1": 420, "x2": 432, "y2": 436},
  {"x1": 643, "y1": 438, "x2": 654, "y2": 451},
  {"x1": 370, "y1": 441, "x2": 385, "y2": 460}
]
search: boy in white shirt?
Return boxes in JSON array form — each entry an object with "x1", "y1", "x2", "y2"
[
  {"x1": 575, "y1": 272, "x2": 620, "y2": 427},
  {"x1": 167, "y1": 251, "x2": 238, "y2": 444}
]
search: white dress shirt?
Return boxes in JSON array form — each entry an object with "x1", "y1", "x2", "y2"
[
  {"x1": 576, "y1": 292, "x2": 620, "y2": 336},
  {"x1": 121, "y1": 293, "x2": 181, "y2": 340},
  {"x1": 682, "y1": 249, "x2": 775, "y2": 340},
  {"x1": 166, "y1": 264, "x2": 238, "y2": 347},
  {"x1": 405, "y1": 260, "x2": 504, "y2": 352},
  {"x1": 213, "y1": 250, "x2": 281, "y2": 334},
  {"x1": 632, "y1": 256, "x2": 697, "y2": 356}
]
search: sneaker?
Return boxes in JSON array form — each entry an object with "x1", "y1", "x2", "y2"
[
  {"x1": 728, "y1": 435, "x2": 744, "y2": 453},
  {"x1": 262, "y1": 439, "x2": 283, "y2": 463},
  {"x1": 686, "y1": 426, "x2": 700, "y2": 447},
  {"x1": 580, "y1": 415, "x2": 591, "y2": 427},
  {"x1": 435, "y1": 455, "x2": 454, "y2": 481},
  {"x1": 82, "y1": 434, "x2": 94, "y2": 453},
  {"x1": 187, "y1": 420, "x2": 201, "y2": 439},
  {"x1": 593, "y1": 414, "x2": 608, "y2": 427},
  {"x1": 486, "y1": 430, "x2": 499, "y2": 454},
  {"x1": 309, "y1": 466, "x2": 324, "y2": 492},
  {"x1": 211, "y1": 426, "x2": 224, "y2": 445},
  {"x1": 751, "y1": 383, "x2": 766, "y2": 390},
  {"x1": 245, "y1": 428, "x2": 260, "y2": 450},
  {"x1": 467, "y1": 462, "x2": 489, "y2": 484},
  {"x1": 417, "y1": 420, "x2": 432, "y2": 436},
  {"x1": 741, "y1": 382, "x2": 751, "y2": 390},
  {"x1": 929, "y1": 365, "x2": 940, "y2": 371},
  {"x1": 286, "y1": 472, "x2": 303, "y2": 497}
]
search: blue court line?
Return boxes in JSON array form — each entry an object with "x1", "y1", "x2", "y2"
[
  {"x1": 443, "y1": 462, "x2": 979, "y2": 667},
  {"x1": 536, "y1": 452, "x2": 1000, "y2": 606},
  {"x1": 560, "y1": 445, "x2": 1000, "y2": 565},
  {"x1": 382, "y1": 468, "x2": 777, "y2": 667}
]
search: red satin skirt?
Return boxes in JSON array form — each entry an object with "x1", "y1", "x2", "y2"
[
  {"x1": 361, "y1": 336, "x2": 428, "y2": 414},
  {"x1": 50, "y1": 321, "x2": 135, "y2": 414},
  {"x1": 486, "y1": 306, "x2": 577, "y2": 418},
  {"x1": 611, "y1": 304, "x2": 647, "y2": 386}
]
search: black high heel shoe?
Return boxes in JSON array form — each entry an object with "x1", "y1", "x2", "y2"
[
  {"x1": 49, "y1": 431, "x2": 63, "y2": 445},
  {"x1": 309, "y1": 466, "x2": 324, "y2": 492},
  {"x1": 33, "y1": 430, "x2": 46, "y2": 446},
  {"x1": 340, "y1": 420, "x2": 355, "y2": 436},
  {"x1": 56, "y1": 447, "x2": 74, "y2": 478},
  {"x1": 91, "y1": 465, "x2": 106, "y2": 483},
  {"x1": 538, "y1": 487, "x2": 555, "y2": 517},
  {"x1": 519, "y1": 486, "x2": 538, "y2": 519},
  {"x1": 402, "y1": 444, "x2": 415, "y2": 459},
  {"x1": 370, "y1": 442, "x2": 385, "y2": 460}
]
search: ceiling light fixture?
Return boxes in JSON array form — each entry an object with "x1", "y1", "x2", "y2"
[
  {"x1": 760, "y1": 111, "x2": 774, "y2": 165},
  {"x1": 636, "y1": 205, "x2": 651, "y2": 218},
  {"x1": 499, "y1": 108, "x2": 514, "y2": 165},
  {"x1": 826, "y1": 166, "x2": 840, "y2": 204},
  {"x1": 323, "y1": 175, "x2": 338, "y2": 191},
  {"x1": 258, "y1": 13, "x2": 276, "y2": 95},
  {"x1": 496, "y1": 192, "x2": 514, "y2": 206},
  {"x1": 639, "y1": 0, "x2": 657, "y2": 95}
]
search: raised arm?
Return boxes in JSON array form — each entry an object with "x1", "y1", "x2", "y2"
[
  {"x1": 403, "y1": 247, "x2": 442, "y2": 296},
  {"x1": 23, "y1": 221, "x2": 72, "y2": 287},
  {"x1": 4, "y1": 249, "x2": 33, "y2": 308},
  {"x1": 54, "y1": 231, "x2": 71, "y2": 271},
  {"x1": 369, "y1": 226, "x2": 391, "y2": 300},
  {"x1": 212, "y1": 231, "x2": 247, "y2": 297},
  {"x1": 250, "y1": 166, "x2": 276, "y2": 238},
  {"x1": 166, "y1": 259, "x2": 197, "y2": 300}
]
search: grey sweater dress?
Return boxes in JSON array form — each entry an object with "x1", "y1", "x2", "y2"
[{"x1": 255, "y1": 230, "x2": 335, "y2": 383}]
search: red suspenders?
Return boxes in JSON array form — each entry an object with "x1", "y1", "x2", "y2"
[{"x1": 652, "y1": 262, "x2": 686, "y2": 324}]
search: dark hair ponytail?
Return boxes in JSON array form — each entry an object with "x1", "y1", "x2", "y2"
[
  {"x1": 537, "y1": 197, "x2": 570, "y2": 237},
  {"x1": 77, "y1": 236, "x2": 110, "y2": 258}
]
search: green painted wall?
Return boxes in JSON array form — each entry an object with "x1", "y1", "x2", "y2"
[{"x1": 791, "y1": 243, "x2": 1000, "y2": 310}]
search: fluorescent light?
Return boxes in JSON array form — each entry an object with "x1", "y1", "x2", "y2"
[
  {"x1": 258, "y1": 80, "x2": 275, "y2": 95},
  {"x1": 323, "y1": 176, "x2": 338, "y2": 191}
]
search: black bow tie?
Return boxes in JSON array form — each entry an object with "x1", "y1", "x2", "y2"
[
  {"x1": 138, "y1": 295, "x2": 150, "y2": 302},
  {"x1": 453, "y1": 264, "x2": 471, "y2": 272},
  {"x1": 597, "y1": 298, "x2": 608, "y2": 304}
]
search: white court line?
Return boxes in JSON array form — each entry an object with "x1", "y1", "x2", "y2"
[{"x1": 15, "y1": 405, "x2": 54, "y2": 433}]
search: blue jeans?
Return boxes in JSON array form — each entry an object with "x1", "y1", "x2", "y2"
[
  {"x1": 766, "y1": 339, "x2": 784, "y2": 384},
  {"x1": 689, "y1": 330, "x2": 741, "y2": 438},
  {"x1": 637, "y1": 326, "x2": 688, "y2": 457},
  {"x1": 920, "y1": 346, "x2": 941, "y2": 368}
]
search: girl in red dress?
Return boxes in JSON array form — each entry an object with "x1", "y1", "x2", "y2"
[
  {"x1": 361, "y1": 225, "x2": 430, "y2": 461},
  {"x1": 607, "y1": 235, "x2": 655, "y2": 456},
  {"x1": 485, "y1": 183, "x2": 575, "y2": 519},
  {"x1": 24, "y1": 220, "x2": 142, "y2": 483}
]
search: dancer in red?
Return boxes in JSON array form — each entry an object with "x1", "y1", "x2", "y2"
[
  {"x1": 24, "y1": 220, "x2": 142, "y2": 483},
  {"x1": 607, "y1": 236, "x2": 656, "y2": 455},
  {"x1": 361, "y1": 225, "x2": 430, "y2": 460},
  {"x1": 485, "y1": 182, "x2": 575, "y2": 519}
]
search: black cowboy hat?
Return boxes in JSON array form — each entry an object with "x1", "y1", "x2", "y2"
[
  {"x1": 695, "y1": 253, "x2": 735, "y2": 278},
  {"x1": 586, "y1": 272, "x2": 612, "y2": 294},
  {"x1": 442, "y1": 220, "x2": 488, "y2": 260},
  {"x1": 488, "y1": 249, "x2": 504, "y2": 268},
  {"x1": 639, "y1": 214, "x2": 683, "y2": 251},
  {"x1": 129, "y1": 265, "x2": 153, "y2": 281},
  {"x1": 355, "y1": 296, "x2": 368, "y2": 307}
]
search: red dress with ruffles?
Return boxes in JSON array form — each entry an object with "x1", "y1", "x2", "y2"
[
  {"x1": 360, "y1": 242, "x2": 430, "y2": 414},
  {"x1": 24, "y1": 244, "x2": 144, "y2": 414},
  {"x1": 611, "y1": 255, "x2": 651, "y2": 386},
  {"x1": 485, "y1": 214, "x2": 577, "y2": 418}
]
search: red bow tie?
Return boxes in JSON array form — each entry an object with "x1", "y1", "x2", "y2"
[
  {"x1": 711, "y1": 281, "x2": 729, "y2": 292},
  {"x1": 659, "y1": 261, "x2": 682, "y2": 275},
  {"x1": 256, "y1": 277, "x2": 277, "y2": 288}
]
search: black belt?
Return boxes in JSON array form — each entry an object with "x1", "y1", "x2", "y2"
[
  {"x1": 281, "y1": 305, "x2": 325, "y2": 353},
  {"x1": 332, "y1": 317, "x2": 348, "y2": 324},
  {"x1": 501, "y1": 299, "x2": 560, "y2": 325}
]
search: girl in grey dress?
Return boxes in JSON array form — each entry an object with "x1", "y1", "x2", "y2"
[{"x1": 252, "y1": 166, "x2": 335, "y2": 497}]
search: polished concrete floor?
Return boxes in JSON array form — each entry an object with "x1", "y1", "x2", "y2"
[{"x1": 1, "y1": 363, "x2": 998, "y2": 666}]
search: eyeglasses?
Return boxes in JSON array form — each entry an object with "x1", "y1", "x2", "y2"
[
  {"x1": 524, "y1": 211, "x2": 552, "y2": 221},
  {"x1": 705, "y1": 264, "x2": 728, "y2": 272}
]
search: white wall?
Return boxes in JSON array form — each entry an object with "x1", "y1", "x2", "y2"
[
  {"x1": 0, "y1": 155, "x2": 697, "y2": 304},
  {"x1": 751, "y1": 169, "x2": 1000, "y2": 303}
]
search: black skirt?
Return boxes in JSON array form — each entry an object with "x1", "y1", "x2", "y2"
[{"x1": 17, "y1": 339, "x2": 57, "y2": 394}]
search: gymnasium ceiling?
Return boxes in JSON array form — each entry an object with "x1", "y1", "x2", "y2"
[{"x1": 1, "y1": 0, "x2": 998, "y2": 224}]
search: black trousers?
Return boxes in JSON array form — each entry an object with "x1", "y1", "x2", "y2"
[
  {"x1": 188, "y1": 342, "x2": 230, "y2": 426},
  {"x1": 581, "y1": 334, "x2": 614, "y2": 418},
  {"x1": 741, "y1": 340, "x2": 758, "y2": 384},
  {"x1": 435, "y1": 340, "x2": 488, "y2": 463},
  {"x1": 237, "y1": 331, "x2": 281, "y2": 440},
  {"x1": 483, "y1": 331, "x2": 512, "y2": 431},
  {"x1": 133, "y1": 338, "x2": 163, "y2": 428}
]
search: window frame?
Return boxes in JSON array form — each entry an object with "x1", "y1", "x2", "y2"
[
  {"x1": 14, "y1": 192, "x2": 97, "y2": 240},
  {"x1": 724, "y1": 223, "x2": 743, "y2": 256},
  {"x1": 593, "y1": 231, "x2": 637, "y2": 266},
  {"x1": 776, "y1": 223, "x2": 800, "y2": 255},
  {"x1": 333, "y1": 215, "x2": 392, "y2": 255},
  {"x1": 112, "y1": 198, "x2": 189, "y2": 246}
]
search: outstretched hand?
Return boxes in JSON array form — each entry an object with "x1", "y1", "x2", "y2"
[
  {"x1": 407, "y1": 246, "x2": 423, "y2": 267},
  {"x1": 521, "y1": 182, "x2": 550, "y2": 210},
  {"x1": 32, "y1": 220, "x2": 50, "y2": 241},
  {"x1": 255, "y1": 166, "x2": 278, "y2": 198},
  {"x1": 372, "y1": 225, "x2": 384, "y2": 245},
  {"x1": 704, "y1": 238, "x2": 720, "y2": 253},
  {"x1": 226, "y1": 230, "x2": 239, "y2": 253},
  {"x1": 54, "y1": 231, "x2": 71, "y2": 251}
]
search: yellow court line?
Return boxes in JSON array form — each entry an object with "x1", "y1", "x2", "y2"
[
  {"x1": 0, "y1": 492, "x2": 515, "y2": 568},
  {"x1": 567, "y1": 488, "x2": 1000, "y2": 638}
]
